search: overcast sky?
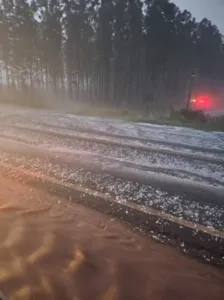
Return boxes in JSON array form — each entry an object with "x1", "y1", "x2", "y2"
[{"x1": 173, "y1": 0, "x2": 224, "y2": 33}]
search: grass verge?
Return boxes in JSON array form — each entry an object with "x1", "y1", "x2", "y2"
[{"x1": 72, "y1": 106, "x2": 224, "y2": 132}]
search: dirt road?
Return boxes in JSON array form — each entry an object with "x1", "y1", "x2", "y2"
[{"x1": 0, "y1": 175, "x2": 223, "y2": 300}]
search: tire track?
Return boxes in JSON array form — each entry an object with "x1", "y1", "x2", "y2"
[
  {"x1": 0, "y1": 147, "x2": 224, "y2": 230},
  {"x1": 0, "y1": 125, "x2": 223, "y2": 187},
  {"x1": 1, "y1": 112, "x2": 223, "y2": 154}
]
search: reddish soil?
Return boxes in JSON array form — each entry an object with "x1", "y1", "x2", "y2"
[{"x1": 0, "y1": 175, "x2": 223, "y2": 300}]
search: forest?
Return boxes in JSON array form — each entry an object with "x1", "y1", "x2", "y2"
[{"x1": 0, "y1": 0, "x2": 224, "y2": 113}]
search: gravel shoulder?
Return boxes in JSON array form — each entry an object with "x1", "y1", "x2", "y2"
[{"x1": 0, "y1": 175, "x2": 223, "y2": 300}]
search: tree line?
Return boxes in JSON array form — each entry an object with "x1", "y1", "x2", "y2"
[{"x1": 0, "y1": 0, "x2": 224, "y2": 111}]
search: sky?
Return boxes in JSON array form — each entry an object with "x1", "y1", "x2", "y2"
[{"x1": 173, "y1": 0, "x2": 224, "y2": 34}]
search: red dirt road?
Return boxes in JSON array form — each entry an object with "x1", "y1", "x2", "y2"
[{"x1": 0, "y1": 175, "x2": 223, "y2": 300}]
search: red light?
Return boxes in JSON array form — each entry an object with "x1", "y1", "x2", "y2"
[{"x1": 191, "y1": 94, "x2": 212, "y2": 110}]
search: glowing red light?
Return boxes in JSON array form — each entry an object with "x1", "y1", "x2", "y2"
[{"x1": 191, "y1": 94, "x2": 212, "y2": 110}]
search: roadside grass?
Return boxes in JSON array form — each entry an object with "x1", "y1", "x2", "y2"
[
  {"x1": 71, "y1": 105, "x2": 140, "y2": 121},
  {"x1": 1, "y1": 92, "x2": 223, "y2": 132},
  {"x1": 71, "y1": 105, "x2": 224, "y2": 132},
  {"x1": 135, "y1": 117, "x2": 224, "y2": 132}
]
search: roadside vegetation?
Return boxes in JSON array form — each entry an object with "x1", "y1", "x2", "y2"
[
  {"x1": 74, "y1": 106, "x2": 224, "y2": 132},
  {"x1": 1, "y1": 88, "x2": 224, "y2": 132},
  {"x1": 142, "y1": 113, "x2": 224, "y2": 132}
]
